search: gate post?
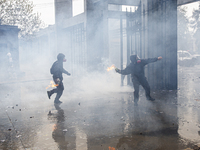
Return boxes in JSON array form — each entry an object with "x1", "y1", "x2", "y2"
[
  {"x1": 120, "y1": 15, "x2": 124, "y2": 86},
  {"x1": 145, "y1": 0, "x2": 177, "y2": 90}
]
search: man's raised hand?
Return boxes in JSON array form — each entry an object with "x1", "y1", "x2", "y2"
[{"x1": 115, "y1": 68, "x2": 120, "y2": 73}]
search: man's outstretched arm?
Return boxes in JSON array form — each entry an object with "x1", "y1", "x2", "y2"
[
  {"x1": 142, "y1": 56, "x2": 162, "y2": 65},
  {"x1": 115, "y1": 65, "x2": 133, "y2": 75},
  {"x1": 63, "y1": 68, "x2": 71, "y2": 75}
]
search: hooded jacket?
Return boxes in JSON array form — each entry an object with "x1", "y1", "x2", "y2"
[
  {"x1": 119, "y1": 55, "x2": 158, "y2": 78},
  {"x1": 51, "y1": 53, "x2": 70, "y2": 80}
]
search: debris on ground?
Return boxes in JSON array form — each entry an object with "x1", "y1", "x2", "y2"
[
  {"x1": 16, "y1": 135, "x2": 22, "y2": 138},
  {"x1": 48, "y1": 111, "x2": 52, "y2": 115},
  {"x1": 193, "y1": 145, "x2": 200, "y2": 150},
  {"x1": 63, "y1": 129, "x2": 68, "y2": 132}
]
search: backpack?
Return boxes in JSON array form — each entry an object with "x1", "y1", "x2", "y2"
[{"x1": 50, "y1": 62, "x2": 58, "y2": 75}]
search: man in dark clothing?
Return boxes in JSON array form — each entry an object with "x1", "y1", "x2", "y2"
[
  {"x1": 47, "y1": 53, "x2": 71, "y2": 104},
  {"x1": 115, "y1": 55, "x2": 162, "y2": 105}
]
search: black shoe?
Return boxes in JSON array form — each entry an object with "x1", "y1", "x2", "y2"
[
  {"x1": 54, "y1": 100, "x2": 62, "y2": 104},
  {"x1": 134, "y1": 102, "x2": 138, "y2": 106},
  {"x1": 147, "y1": 97, "x2": 155, "y2": 101},
  {"x1": 47, "y1": 91, "x2": 51, "y2": 99},
  {"x1": 134, "y1": 98, "x2": 139, "y2": 103}
]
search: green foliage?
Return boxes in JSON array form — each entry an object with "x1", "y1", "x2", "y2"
[
  {"x1": 191, "y1": 2, "x2": 200, "y2": 52},
  {"x1": 0, "y1": 0, "x2": 44, "y2": 39},
  {"x1": 177, "y1": 6, "x2": 193, "y2": 52}
]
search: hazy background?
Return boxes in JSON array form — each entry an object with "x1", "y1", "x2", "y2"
[{"x1": 32, "y1": 0, "x2": 199, "y2": 26}]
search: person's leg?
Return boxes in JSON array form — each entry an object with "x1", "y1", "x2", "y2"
[
  {"x1": 47, "y1": 88, "x2": 57, "y2": 99},
  {"x1": 54, "y1": 81, "x2": 64, "y2": 103},
  {"x1": 132, "y1": 76, "x2": 140, "y2": 104},
  {"x1": 139, "y1": 76, "x2": 155, "y2": 101},
  {"x1": 47, "y1": 77, "x2": 58, "y2": 99}
]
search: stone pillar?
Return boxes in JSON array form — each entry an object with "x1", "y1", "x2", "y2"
[
  {"x1": 54, "y1": 0, "x2": 72, "y2": 53},
  {"x1": 144, "y1": 0, "x2": 177, "y2": 90},
  {"x1": 86, "y1": 0, "x2": 109, "y2": 71},
  {"x1": 55, "y1": 0, "x2": 72, "y2": 27},
  {"x1": 0, "y1": 25, "x2": 20, "y2": 79}
]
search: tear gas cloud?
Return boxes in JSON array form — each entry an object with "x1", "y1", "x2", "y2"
[
  {"x1": 17, "y1": 35, "x2": 132, "y2": 97},
  {"x1": 1, "y1": 0, "x2": 179, "y2": 97},
  {"x1": 0, "y1": 0, "x2": 182, "y2": 142}
]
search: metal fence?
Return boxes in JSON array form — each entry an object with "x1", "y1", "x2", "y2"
[{"x1": 122, "y1": 0, "x2": 177, "y2": 90}]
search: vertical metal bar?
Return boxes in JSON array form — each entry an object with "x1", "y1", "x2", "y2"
[
  {"x1": 70, "y1": 28, "x2": 73, "y2": 75},
  {"x1": 170, "y1": 0, "x2": 177, "y2": 89},
  {"x1": 120, "y1": 15, "x2": 124, "y2": 86},
  {"x1": 134, "y1": 7, "x2": 137, "y2": 55},
  {"x1": 147, "y1": 0, "x2": 150, "y2": 84},
  {"x1": 162, "y1": 0, "x2": 166, "y2": 89},
  {"x1": 126, "y1": 10, "x2": 131, "y2": 85},
  {"x1": 130, "y1": 24, "x2": 133, "y2": 54},
  {"x1": 152, "y1": 0, "x2": 155, "y2": 89},
  {"x1": 130, "y1": 7, "x2": 133, "y2": 55},
  {"x1": 140, "y1": 1, "x2": 142, "y2": 58},
  {"x1": 160, "y1": 0, "x2": 164, "y2": 89},
  {"x1": 166, "y1": 0, "x2": 169, "y2": 89},
  {"x1": 143, "y1": 3, "x2": 145, "y2": 59}
]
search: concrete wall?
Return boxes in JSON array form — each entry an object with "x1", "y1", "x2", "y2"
[
  {"x1": 0, "y1": 25, "x2": 20, "y2": 80},
  {"x1": 55, "y1": 0, "x2": 72, "y2": 27},
  {"x1": 141, "y1": 0, "x2": 177, "y2": 90}
]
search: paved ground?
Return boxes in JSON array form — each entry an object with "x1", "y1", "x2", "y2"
[{"x1": 0, "y1": 65, "x2": 200, "y2": 150}]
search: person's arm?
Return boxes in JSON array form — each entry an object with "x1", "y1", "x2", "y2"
[
  {"x1": 141, "y1": 56, "x2": 162, "y2": 65},
  {"x1": 115, "y1": 64, "x2": 134, "y2": 75},
  {"x1": 63, "y1": 68, "x2": 71, "y2": 75}
]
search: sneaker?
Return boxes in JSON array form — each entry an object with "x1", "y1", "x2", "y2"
[
  {"x1": 147, "y1": 97, "x2": 155, "y2": 101},
  {"x1": 134, "y1": 98, "x2": 139, "y2": 103},
  {"x1": 54, "y1": 100, "x2": 62, "y2": 104},
  {"x1": 134, "y1": 102, "x2": 138, "y2": 106},
  {"x1": 47, "y1": 91, "x2": 51, "y2": 99}
]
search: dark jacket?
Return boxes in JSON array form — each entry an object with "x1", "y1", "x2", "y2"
[
  {"x1": 51, "y1": 53, "x2": 70, "y2": 81},
  {"x1": 119, "y1": 56, "x2": 158, "y2": 78}
]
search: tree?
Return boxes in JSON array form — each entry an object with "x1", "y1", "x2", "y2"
[
  {"x1": 178, "y1": 6, "x2": 193, "y2": 52},
  {"x1": 0, "y1": 0, "x2": 44, "y2": 39},
  {"x1": 190, "y1": 2, "x2": 200, "y2": 53}
]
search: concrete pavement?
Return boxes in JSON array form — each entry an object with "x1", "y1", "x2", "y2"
[{"x1": 0, "y1": 65, "x2": 200, "y2": 150}]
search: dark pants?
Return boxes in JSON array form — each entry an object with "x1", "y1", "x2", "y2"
[
  {"x1": 132, "y1": 75, "x2": 151, "y2": 102},
  {"x1": 50, "y1": 77, "x2": 64, "y2": 102}
]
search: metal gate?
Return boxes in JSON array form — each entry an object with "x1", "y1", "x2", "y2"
[
  {"x1": 121, "y1": 0, "x2": 177, "y2": 90},
  {"x1": 62, "y1": 23, "x2": 87, "y2": 76},
  {"x1": 120, "y1": 3, "x2": 142, "y2": 86}
]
